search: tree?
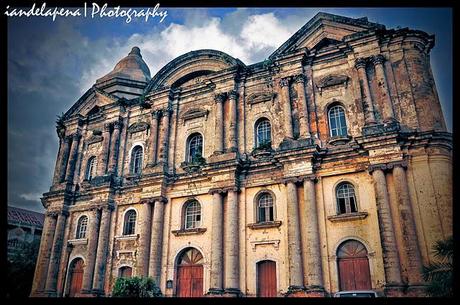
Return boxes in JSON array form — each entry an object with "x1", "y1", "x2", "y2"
[
  {"x1": 422, "y1": 236, "x2": 453, "y2": 297},
  {"x1": 112, "y1": 276, "x2": 162, "y2": 297},
  {"x1": 7, "y1": 239, "x2": 40, "y2": 297}
]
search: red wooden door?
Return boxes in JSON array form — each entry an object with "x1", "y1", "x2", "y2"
[
  {"x1": 68, "y1": 259, "x2": 84, "y2": 297},
  {"x1": 337, "y1": 240, "x2": 372, "y2": 291},
  {"x1": 176, "y1": 248, "x2": 204, "y2": 297},
  {"x1": 257, "y1": 260, "x2": 277, "y2": 297}
]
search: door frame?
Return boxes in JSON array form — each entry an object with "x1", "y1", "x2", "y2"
[
  {"x1": 173, "y1": 246, "x2": 206, "y2": 297},
  {"x1": 334, "y1": 238, "x2": 375, "y2": 292},
  {"x1": 63, "y1": 256, "x2": 85, "y2": 297},
  {"x1": 255, "y1": 259, "x2": 279, "y2": 297}
]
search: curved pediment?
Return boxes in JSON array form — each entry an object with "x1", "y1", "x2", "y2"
[
  {"x1": 181, "y1": 108, "x2": 209, "y2": 123},
  {"x1": 317, "y1": 74, "x2": 349, "y2": 89},
  {"x1": 128, "y1": 121, "x2": 150, "y2": 134},
  {"x1": 145, "y1": 49, "x2": 245, "y2": 93}
]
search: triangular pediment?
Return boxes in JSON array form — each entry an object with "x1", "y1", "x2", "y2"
[
  {"x1": 64, "y1": 87, "x2": 118, "y2": 119},
  {"x1": 269, "y1": 12, "x2": 385, "y2": 59}
]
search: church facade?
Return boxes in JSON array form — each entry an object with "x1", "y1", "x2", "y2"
[{"x1": 31, "y1": 12, "x2": 452, "y2": 297}]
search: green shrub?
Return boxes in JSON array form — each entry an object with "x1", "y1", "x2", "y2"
[{"x1": 112, "y1": 276, "x2": 162, "y2": 297}]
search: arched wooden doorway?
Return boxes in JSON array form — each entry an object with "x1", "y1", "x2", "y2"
[
  {"x1": 176, "y1": 248, "x2": 204, "y2": 297},
  {"x1": 257, "y1": 260, "x2": 277, "y2": 297},
  {"x1": 337, "y1": 240, "x2": 372, "y2": 291},
  {"x1": 68, "y1": 258, "x2": 84, "y2": 297}
]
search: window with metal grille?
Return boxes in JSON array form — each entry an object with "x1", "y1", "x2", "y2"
[
  {"x1": 257, "y1": 193, "x2": 274, "y2": 222},
  {"x1": 123, "y1": 210, "x2": 136, "y2": 235},
  {"x1": 131, "y1": 146, "x2": 143, "y2": 174},
  {"x1": 328, "y1": 105, "x2": 348, "y2": 137},
  {"x1": 184, "y1": 200, "x2": 201, "y2": 229},
  {"x1": 85, "y1": 156, "x2": 96, "y2": 181},
  {"x1": 336, "y1": 183, "x2": 358, "y2": 214},
  {"x1": 187, "y1": 134, "x2": 203, "y2": 163},
  {"x1": 76, "y1": 216, "x2": 88, "y2": 239},
  {"x1": 256, "y1": 119, "x2": 271, "y2": 148}
]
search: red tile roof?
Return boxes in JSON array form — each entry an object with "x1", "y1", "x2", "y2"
[{"x1": 8, "y1": 206, "x2": 45, "y2": 227}]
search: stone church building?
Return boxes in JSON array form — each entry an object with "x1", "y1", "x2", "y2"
[{"x1": 31, "y1": 12, "x2": 452, "y2": 297}]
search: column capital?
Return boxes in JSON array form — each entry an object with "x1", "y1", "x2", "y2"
[
  {"x1": 64, "y1": 135, "x2": 73, "y2": 143},
  {"x1": 57, "y1": 127, "x2": 66, "y2": 140},
  {"x1": 368, "y1": 160, "x2": 408, "y2": 173},
  {"x1": 162, "y1": 106, "x2": 173, "y2": 117},
  {"x1": 45, "y1": 210, "x2": 59, "y2": 218},
  {"x1": 214, "y1": 92, "x2": 227, "y2": 103},
  {"x1": 209, "y1": 187, "x2": 225, "y2": 195},
  {"x1": 103, "y1": 123, "x2": 112, "y2": 132},
  {"x1": 222, "y1": 186, "x2": 240, "y2": 193},
  {"x1": 228, "y1": 90, "x2": 239, "y2": 100},
  {"x1": 294, "y1": 74, "x2": 307, "y2": 84},
  {"x1": 301, "y1": 174, "x2": 317, "y2": 183},
  {"x1": 153, "y1": 196, "x2": 168, "y2": 204},
  {"x1": 371, "y1": 54, "x2": 386, "y2": 66},
  {"x1": 354, "y1": 57, "x2": 368, "y2": 70},
  {"x1": 279, "y1": 77, "x2": 291, "y2": 87},
  {"x1": 281, "y1": 177, "x2": 302, "y2": 185},
  {"x1": 151, "y1": 110, "x2": 162, "y2": 119},
  {"x1": 112, "y1": 120, "x2": 123, "y2": 130}
]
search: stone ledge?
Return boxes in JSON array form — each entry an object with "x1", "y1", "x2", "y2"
[
  {"x1": 68, "y1": 238, "x2": 88, "y2": 245},
  {"x1": 171, "y1": 228, "x2": 207, "y2": 236},
  {"x1": 247, "y1": 221, "x2": 282, "y2": 229},
  {"x1": 114, "y1": 234, "x2": 139, "y2": 240},
  {"x1": 327, "y1": 211, "x2": 368, "y2": 222}
]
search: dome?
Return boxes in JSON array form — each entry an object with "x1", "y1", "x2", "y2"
[{"x1": 96, "y1": 47, "x2": 151, "y2": 84}]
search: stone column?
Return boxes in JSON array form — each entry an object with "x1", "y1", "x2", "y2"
[
  {"x1": 280, "y1": 77, "x2": 294, "y2": 138},
  {"x1": 355, "y1": 58, "x2": 376, "y2": 124},
  {"x1": 301, "y1": 177, "x2": 324, "y2": 289},
  {"x1": 148, "y1": 197, "x2": 167, "y2": 285},
  {"x1": 392, "y1": 164, "x2": 424, "y2": 285},
  {"x1": 92, "y1": 206, "x2": 113, "y2": 295},
  {"x1": 52, "y1": 135, "x2": 65, "y2": 184},
  {"x1": 158, "y1": 108, "x2": 172, "y2": 165},
  {"x1": 58, "y1": 136, "x2": 72, "y2": 183},
  {"x1": 81, "y1": 208, "x2": 101, "y2": 294},
  {"x1": 224, "y1": 189, "x2": 240, "y2": 295},
  {"x1": 98, "y1": 123, "x2": 112, "y2": 175},
  {"x1": 228, "y1": 90, "x2": 238, "y2": 152},
  {"x1": 294, "y1": 75, "x2": 311, "y2": 139},
  {"x1": 214, "y1": 93, "x2": 226, "y2": 153},
  {"x1": 209, "y1": 190, "x2": 224, "y2": 294},
  {"x1": 107, "y1": 120, "x2": 122, "y2": 174},
  {"x1": 31, "y1": 212, "x2": 57, "y2": 295},
  {"x1": 371, "y1": 55, "x2": 396, "y2": 122},
  {"x1": 138, "y1": 200, "x2": 153, "y2": 277},
  {"x1": 285, "y1": 181, "x2": 304, "y2": 289},
  {"x1": 148, "y1": 111, "x2": 161, "y2": 165},
  {"x1": 64, "y1": 132, "x2": 81, "y2": 183},
  {"x1": 44, "y1": 210, "x2": 69, "y2": 296},
  {"x1": 371, "y1": 168, "x2": 403, "y2": 288}
]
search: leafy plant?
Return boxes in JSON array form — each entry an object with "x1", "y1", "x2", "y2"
[
  {"x1": 422, "y1": 236, "x2": 453, "y2": 297},
  {"x1": 112, "y1": 276, "x2": 162, "y2": 297},
  {"x1": 7, "y1": 239, "x2": 40, "y2": 297}
]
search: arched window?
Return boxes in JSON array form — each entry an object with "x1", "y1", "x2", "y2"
[
  {"x1": 257, "y1": 193, "x2": 274, "y2": 222},
  {"x1": 255, "y1": 118, "x2": 272, "y2": 148},
  {"x1": 336, "y1": 182, "x2": 358, "y2": 214},
  {"x1": 76, "y1": 216, "x2": 88, "y2": 239},
  {"x1": 130, "y1": 146, "x2": 143, "y2": 174},
  {"x1": 123, "y1": 210, "x2": 137, "y2": 235},
  {"x1": 187, "y1": 133, "x2": 203, "y2": 163},
  {"x1": 184, "y1": 200, "x2": 201, "y2": 229},
  {"x1": 119, "y1": 266, "x2": 133, "y2": 278},
  {"x1": 328, "y1": 105, "x2": 347, "y2": 137},
  {"x1": 85, "y1": 156, "x2": 96, "y2": 181}
]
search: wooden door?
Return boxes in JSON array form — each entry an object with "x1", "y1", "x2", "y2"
[
  {"x1": 337, "y1": 240, "x2": 372, "y2": 291},
  {"x1": 176, "y1": 248, "x2": 204, "y2": 297},
  {"x1": 257, "y1": 260, "x2": 277, "y2": 297},
  {"x1": 68, "y1": 259, "x2": 84, "y2": 297}
]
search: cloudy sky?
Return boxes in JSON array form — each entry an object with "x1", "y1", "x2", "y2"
[{"x1": 7, "y1": 7, "x2": 452, "y2": 213}]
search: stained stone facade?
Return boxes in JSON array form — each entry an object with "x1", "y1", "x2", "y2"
[{"x1": 31, "y1": 12, "x2": 452, "y2": 297}]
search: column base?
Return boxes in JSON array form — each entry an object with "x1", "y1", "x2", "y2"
[
  {"x1": 206, "y1": 288, "x2": 225, "y2": 296},
  {"x1": 279, "y1": 137, "x2": 313, "y2": 150},
  {"x1": 362, "y1": 121, "x2": 400, "y2": 136},
  {"x1": 30, "y1": 290, "x2": 46, "y2": 297},
  {"x1": 91, "y1": 289, "x2": 106, "y2": 297},
  {"x1": 404, "y1": 284, "x2": 428, "y2": 297},
  {"x1": 304, "y1": 286, "x2": 327, "y2": 297},
  {"x1": 43, "y1": 289, "x2": 58, "y2": 297},
  {"x1": 223, "y1": 288, "x2": 242, "y2": 297},
  {"x1": 285, "y1": 285, "x2": 308, "y2": 297},
  {"x1": 383, "y1": 284, "x2": 406, "y2": 297}
]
